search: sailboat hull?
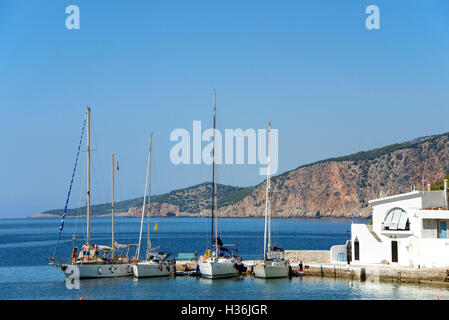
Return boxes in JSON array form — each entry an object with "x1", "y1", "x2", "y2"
[
  {"x1": 60, "y1": 263, "x2": 134, "y2": 279},
  {"x1": 199, "y1": 259, "x2": 239, "y2": 279},
  {"x1": 133, "y1": 262, "x2": 172, "y2": 278},
  {"x1": 254, "y1": 264, "x2": 289, "y2": 279}
]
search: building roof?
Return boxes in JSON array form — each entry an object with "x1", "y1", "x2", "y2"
[{"x1": 368, "y1": 191, "x2": 422, "y2": 205}]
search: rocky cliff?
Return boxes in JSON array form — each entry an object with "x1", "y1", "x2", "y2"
[
  {"x1": 219, "y1": 132, "x2": 449, "y2": 218},
  {"x1": 35, "y1": 132, "x2": 449, "y2": 219}
]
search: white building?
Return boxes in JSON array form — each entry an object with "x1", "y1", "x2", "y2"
[{"x1": 332, "y1": 180, "x2": 449, "y2": 269}]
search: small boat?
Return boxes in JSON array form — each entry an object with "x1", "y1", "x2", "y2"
[
  {"x1": 290, "y1": 269, "x2": 305, "y2": 277},
  {"x1": 51, "y1": 107, "x2": 136, "y2": 279},
  {"x1": 198, "y1": 91, "x2": 240, "y2": 280},
  {"x1": 254, "y1": 121, "x2": 290, "y2": 279},
  {"x1": 133, "y1": 134, "x2": 176, "y2": 278}
]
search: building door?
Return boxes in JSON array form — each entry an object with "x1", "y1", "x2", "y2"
[
  {"x1": 354, "y1": 239, "x2": 359, "y2": 261},
  {"x1": 391, "y1": 240, "x2": 398, "y2": 263},
  {"x1": 440, "y1": 221, "x2": 447, "y2": 239}
]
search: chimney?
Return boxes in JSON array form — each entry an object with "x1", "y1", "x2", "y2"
[
  {"x1": 445, "y1": 179, "x2": 448, "y2": 209},
  {"x1": 427, "y1": 184, "x2": 431, "y2": 191}
]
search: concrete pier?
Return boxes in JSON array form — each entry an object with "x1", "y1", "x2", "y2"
[
  {"x1": 281, "y1": 250, "x2": 449, "y2": 285},
  {"x1": 176, "y1": 260, "x2": 197, "y2": 272},
  {"x1": 300, "y1": 263, "x2": 449, "y2": 285},
  {"x1": 284, "y1": 250, "x2": 330, "y2": 264},
  {"x1": 175, "y1": 250, "x2": 449, "y2": 285}
]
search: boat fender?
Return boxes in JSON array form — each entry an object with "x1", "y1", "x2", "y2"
[
  {"x1": 127, "y1": 265, "x2": 132, "y2": 273},
  {"x1": 98, "y1": 267, "x2": 102, "y2": 275}
]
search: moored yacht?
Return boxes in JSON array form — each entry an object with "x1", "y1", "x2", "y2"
[
  {"x1": 199, "y1": 256, "x2": 239, "y2": 279},
  {"x1": 253, "y1": 249, "x2": 289, "y2": 279},
  {"x1": 199, "y1": 236, "x2": 240, "y2": 279},
  {"x1": 50, "y1": 107, "x2": 136, "y2": 279},
  {"x1": 133, "y1": 253, "x2": 173, "y2": 278},
  {"x1": 133, "y1": 134, "x2": 176, "y2": 278},
  {"x1": 254, "y1": 121, "x2": 290, "y2": 279},
  {"x1": 198, "y1": 90, "x2": 242, "y2": 280}
]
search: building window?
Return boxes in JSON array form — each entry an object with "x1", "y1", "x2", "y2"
[
  {"x1": 439, "y1": 221, "x2": 447, "y2": 239},
  {"x1": 383, "y1": 207, "x2": 409, "y2": 231}
]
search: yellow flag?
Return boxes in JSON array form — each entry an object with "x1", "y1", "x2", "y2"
[{"x1": 154, "y1": 223, "x2": 158, "y2": 231}]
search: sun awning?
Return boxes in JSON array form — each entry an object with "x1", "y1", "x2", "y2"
[
  {"x1": 383, "y1": 207, "x2": 409, "y2": 231},
  {"x1": 389, "y1": 210, "x2": 402, "y2": 230},
  {"x1": 383, "y1": 210, "x2": 394, "y2": 228},
  {"x1": 397, "y1": 212, "x2": 409, "y2": 230}
]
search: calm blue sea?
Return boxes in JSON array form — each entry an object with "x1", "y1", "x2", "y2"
[{"x1": 0, "y1": 217, "x2": 448, "y2": 300}]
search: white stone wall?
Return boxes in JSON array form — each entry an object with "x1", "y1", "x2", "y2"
[
  {"x1": 408, "y1": 237, "x2": 449, "y2": 268},
  {"x1": 351, "y1": 224, "x2": 389, "y2": 264},
  {"x1": 351, "y1": 223, "x2": 414, "y2": 266},
  {"x1": 330, "y1": 243, "x2": 348, "y2": 263},
  {"x1": 396, "y1": 237, "x2": 411, "y2": 266}
]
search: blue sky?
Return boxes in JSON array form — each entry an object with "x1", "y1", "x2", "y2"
[{"x1": 1, "y1": 1, "x2": 449, "y2": 218}]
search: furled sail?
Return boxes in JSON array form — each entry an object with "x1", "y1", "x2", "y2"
[{"x1": 113, "y1": 240, "x2": 140, "y2": 249}]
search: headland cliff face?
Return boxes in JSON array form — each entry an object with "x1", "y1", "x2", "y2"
[
  {"x1": 129, "y1": 133, "x2": 449, "y2": 219},
  {"x1": 34, "y1": 132, "x2": 449, "y2": 219}
]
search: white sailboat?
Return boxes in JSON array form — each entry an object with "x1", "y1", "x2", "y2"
[
  {"x1": 198, "y1": 90, "x2": 240, "y2": 279},
  {"x1": 133, "y1": 134, "x2": 175, "y2": 278},
  {"x1": 53, "y1": 106, "x2": 135, "y2": 278},
  {"x1": 254, "y1": 121, "x2": 290, "y2": 279}
]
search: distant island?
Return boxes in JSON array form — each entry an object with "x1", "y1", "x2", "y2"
[{"x1": 31, "y1": 131, "x2": 449, "y2": 219}]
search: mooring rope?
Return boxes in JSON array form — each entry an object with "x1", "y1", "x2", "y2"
[{"x1": 51, "y1": 115, "x2": 87, "y2": 263}]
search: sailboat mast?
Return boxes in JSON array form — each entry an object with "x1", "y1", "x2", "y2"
[
  {"x1": 111, "y1": 153, "x2": 115, "y2": 259},
  {"x1": 136, "y1": 135, "x2": 152, "y2": 260},
  {"x1": 263, "y1": 121, "x2": 272, "y2": 258},
  {"x1": 86, "y1": 106, "x2": 91, "y2": 247},
  {"x1": 211, "y1": 90, "x2": 218, "y2": 254},
  {"x1": 146, "y1": 134, "x2": 153, "y2": 259},
  {"x1": 267, "y1": 121, "x2": 272, "y2": 253}
]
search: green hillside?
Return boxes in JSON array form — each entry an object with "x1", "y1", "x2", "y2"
[{"x1": 42, "y1": 182, "x2": 253, "y2": 217}]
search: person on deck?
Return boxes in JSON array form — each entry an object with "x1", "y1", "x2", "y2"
[
  {"x1": 82, "y1": 243, "x2": 88, "y2": 262},
  {"x1": 72, "y1": 247, "x2": 78, "y2": 264}
]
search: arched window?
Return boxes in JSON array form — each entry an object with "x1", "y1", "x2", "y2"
[{"x1": 383, "y1": 207, "x2": 409, "y2": 231}]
